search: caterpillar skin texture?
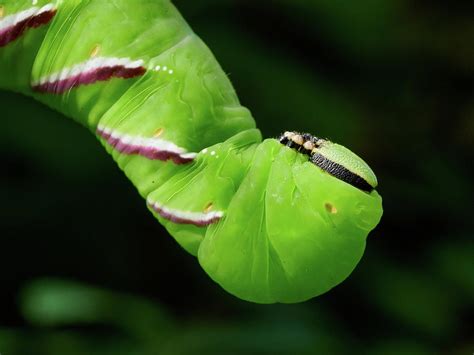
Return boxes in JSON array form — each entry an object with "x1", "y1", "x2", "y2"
[{"x1": 0, "y1": 0, "x2": 383, "y2": 304}]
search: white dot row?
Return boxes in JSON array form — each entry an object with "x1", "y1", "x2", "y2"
[
  {"x1": 201, "y1": 148, "x2": 219, "y2": 158},
  {"x1": 153, "y1": 65, "x2": 174, "y2": 74}
]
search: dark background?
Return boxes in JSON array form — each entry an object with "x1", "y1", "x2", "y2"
[{"x1": 1, "y1": 0, "x2": 473, "y2": 354}]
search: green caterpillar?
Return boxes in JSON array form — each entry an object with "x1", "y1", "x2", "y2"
[{"x1": 0, "y1": 0, "x2": 383, "y2": 303}]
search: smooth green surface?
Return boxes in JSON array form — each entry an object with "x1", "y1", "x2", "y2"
[
  {"x1": 200, "y1": 139, "x2": 382, "y2": 303},
  {"x1": 1, "y1": 0, "x2": 471, "y2": 352}
]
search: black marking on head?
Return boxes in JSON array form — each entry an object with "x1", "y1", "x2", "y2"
[
  {"x1": 279, "y1": 135, "x2": 289, "y2": 145},
  {"x1": 278, "y1": 131, "x2": 373, "y2": 192},
  {"x1": 286, "y1": 140, "x2": 298, "y2": 149},
  {"x1": 310, "y1": 153, "x2": 373, "y2": 192},
  {"x1": 278, "y1": 131, "x2": 323, "y2": 156}
]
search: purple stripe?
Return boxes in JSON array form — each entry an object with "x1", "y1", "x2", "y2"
[
  {"x1": 0, "y1": 9, "x2": 56, "y2": 47},
  {"x1": 147, "y1": 202, "x2": 221, "y2": 227},
  {"x1": 97, "y1": 128, "x2": 195, "y2": 165},
  {"x1": 32, "y1": 65, "x2": 146, "y2": 93}
]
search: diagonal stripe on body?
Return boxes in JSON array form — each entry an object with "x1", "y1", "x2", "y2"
[{"x1": 0, "y1": 4, "x2": 56, "y2": 47}]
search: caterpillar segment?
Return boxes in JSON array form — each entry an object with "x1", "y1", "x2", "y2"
[
  {"x1": 0, "y1": 0, "x2": 383, "y2": 303},
  {"x1": 0, "y1": 2, "x2": 57, "y2": 47}
]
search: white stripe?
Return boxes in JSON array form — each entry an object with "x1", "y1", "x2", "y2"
[
  {"x1": 97, "y1": 124, "x2": 198, "y2": 160},
  {"x1": 147, "y1": 198, "x2": 224, "y2": 223},
  {"x1": 32, "y1": 56, "x2": 145, "y2": 86},
  {"x1": 0, "y1": 4, "x2": 55, "y2": 32},
  {"x1": 180, "y1": 152, "x2": 199, "y2": 159},
  {"x1": 101, "y1": 126, "x2": 112, "y2": 135}
]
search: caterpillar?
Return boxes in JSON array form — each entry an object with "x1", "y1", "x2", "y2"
[{"x1": 0, "y1": 0, "x2": 383, "y2": 304}]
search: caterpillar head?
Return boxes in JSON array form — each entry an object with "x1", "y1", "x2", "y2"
[{"x1": 279, "y1": 131, "x2": 377, "y2": 193}]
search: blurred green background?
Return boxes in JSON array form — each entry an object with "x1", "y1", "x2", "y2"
[{"x1": 1, "y1": 0, "x2": 473, "y2": 354}]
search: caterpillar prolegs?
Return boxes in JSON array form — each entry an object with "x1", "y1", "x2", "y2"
[{"x1": 0, "y1": 0, "x2": 383, "y2": 303}]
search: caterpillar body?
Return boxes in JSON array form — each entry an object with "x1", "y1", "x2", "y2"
[{"x1": 0, "y1": 0, "x2": 383, "y2": 303}]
